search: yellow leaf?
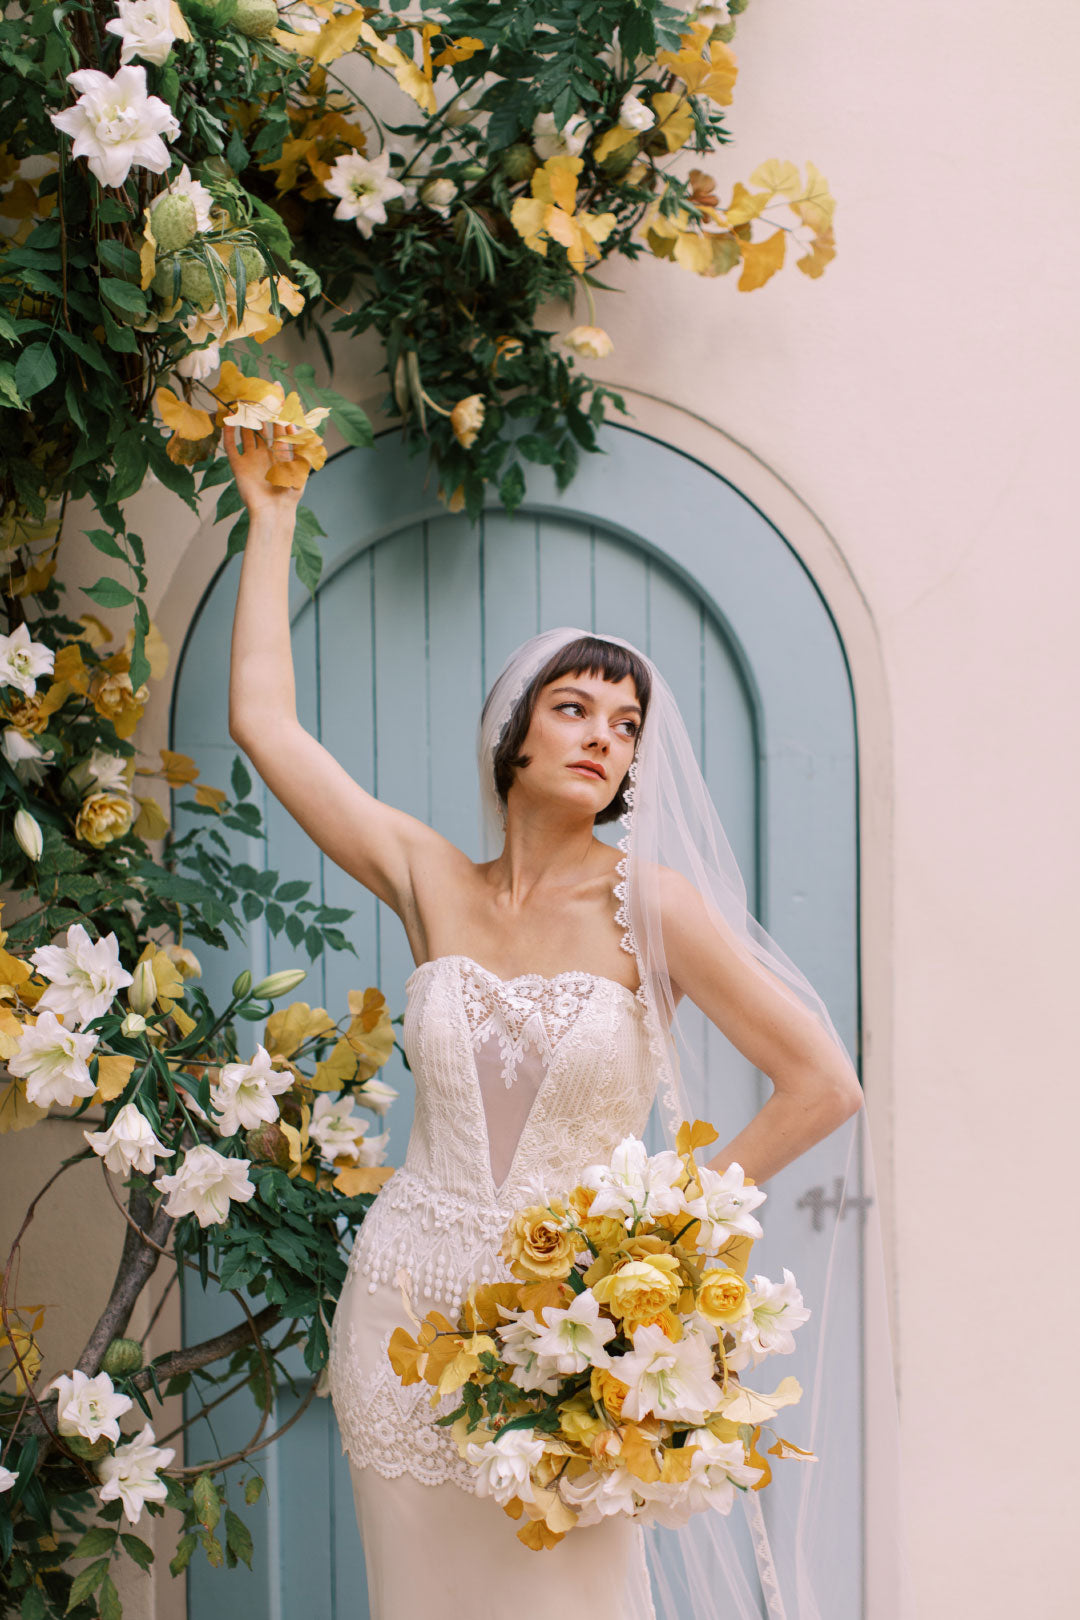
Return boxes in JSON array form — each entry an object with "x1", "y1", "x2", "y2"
[
  {"x1": 657, "y1": 26, "x2": 738, "y2": 106},
  {"x1": 747, "y1": 1424, "x2": 773, "y2": 1490},
  {"x1": 345, "y1": 988, "x2": 395, "y2": 1072},
  {"x1": 717, "y1": 1374, "x2": 803, "y2": 1426},
  {"x1": 676, "y1": 1119, "x2": 719, "y2": 1156},
  {"x1": 0, "y1": 1080, "x2": 47, "y2": 1133},
  {"x1": 516, "y1": 1518, "x2": 565, "y2": 1551},
  {"x1": 159, "y1": 749, "x2": 199, "y2": 786},
  {"x1": 432, "y1": 35, "x2": 484, "y2": 67},
  {"x1": 723, "y1": 182, "x2": 772, "y2": 228},
  {"x1": 393, "y1": 58, "x2": 437, "y2": 116},
  {"x1": 535, "y1": 153, "x2": 581, "y2": 215},
  {"x1": 312, "y1": 1036, "x2": 359, "y2": 1091},
  {"x1": 134, "y1": 796, "x2": 169, "y2": 841},
  {"x1": 333, "y1": 1164, "x2": 394, "y2": 1196},
  {"x1": 302, "y1": 8, "x2": 369, "y2": 66},
  {"x1": 768, "y1": 1435, "x2": 818, "y2": 1461},
  {"x1": 95, "y1": 1054, "x2": 136, "y2": 1103},
  {"x1": 673, "y1": 230, "x2": 717, "y2": 275},
  {"x1": 748, "y1": 159, "x2": 802, "y2": 199},
  {"x1": 0, "y1": 947, "x2": 31, "y2": 991},
  {"x1": 789, "y1": 162, "x2": 836, "y2": 234},
  {"x1": 2, "y1": 1326, "x2": 42, "y2": 1392},
  {"x1": 265, "y1": 1002, "x2": 335, "y2": 1059},
  {"x1": 193, "y1": 784, "x2": 227, "y2": 812},
  {"x1": 509, "y1": 195, "x2": 550, "y2": 256},
  {"x1": 0, "y1": 1007, "x2": 22, "y2": 1059},
  {"x1": 796, "y1": 227, "x2": 837, "y2": 279},
  {"x1": 711, "y1": 1231, "x2": 754, "y2": 1278},
  {"x1": 435, "y1": 1344, "x2": 484, "y2": 1396},
  {"x1": 619, "y1": 1423, "x2": 661, "y2": 1483},
  {"x1": 737, "y1": 228, "x2": 786, "y2": 291},
  {"x1": 170, "y1": 1005, "x2": 197, "y2": 1039},
  {"x1": 387, "y1": 1325, "x2": 425, "y2": 1385},
  {"x1": 155, "y1": 387, "x2": 214, "y2": 441},
  {"x1": 168, "y1": 1, "x2": 191, "y2": 42},
  {"x1": 649, "y1": 92, "x2": 695, "y2": 152},
  {"x1": 593, "y1": 125, "x2": 639, "y2": 163},
  {"x1": 660, "y1": 1443, "x2": 697, "y2": 1483}
]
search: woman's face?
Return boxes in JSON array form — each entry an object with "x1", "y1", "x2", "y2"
[{"x1": 510, "y1": 669, "x2": 642, "y2": 820}]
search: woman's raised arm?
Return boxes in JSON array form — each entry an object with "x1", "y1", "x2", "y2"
[{"x1": 224, "y1": 423, "x2": 443, "y2": 916}]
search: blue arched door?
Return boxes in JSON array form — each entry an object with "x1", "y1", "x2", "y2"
[{"x1": 172, "y1": 425, "x2": 863, "y2": 1620}]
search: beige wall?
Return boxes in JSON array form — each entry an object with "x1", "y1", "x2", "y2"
[{"x1": 5, "y1": 1, "x2": 1076, "y2": 1615}]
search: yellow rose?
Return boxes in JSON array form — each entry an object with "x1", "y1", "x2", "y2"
[
  {"x1": 590, "y1": 1365, "x2": 630, "y2": 1421},
  {"x1": 74, "y1": 790, "x2": 135, "y2": 848},
  {"x1": 558, "y1": 1396, "x2": 605, "y2": 1450},
  {"x1": 3, "y1": 693, "x2": 48, "y2": 735},
  {"x1": 89, "y1": 669, "x2": 148, "y2": 740},
  {"x1": 568, "y1": 1184, "x2": 626, "y2": 1252},
  {"x1": 500, "y1": 1202, "x2": 579, "y2": 1281},
  {"x1": 592, "y1": 1254, "x2": 682, "y2": 1329},
  {"x1": 696, "y1": 1267, "x2": 750, "y2": 1327}
]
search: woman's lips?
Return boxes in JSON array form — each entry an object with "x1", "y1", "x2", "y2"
[{"x1": 568, "y1": 762, "x2": 606, "y2": 780}]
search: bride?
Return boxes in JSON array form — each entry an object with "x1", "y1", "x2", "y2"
[{"x1": 224, "y1": 424, "x2": 874, "y2": 1620}]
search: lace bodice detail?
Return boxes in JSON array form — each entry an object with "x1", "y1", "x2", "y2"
[{"x1": 327, "y1": 952, "x2": 668, "y2": 1491}]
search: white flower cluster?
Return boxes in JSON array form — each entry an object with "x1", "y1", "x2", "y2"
[{"x1": 37, "y1": 1367, "x2": 175, "y2": 1523}]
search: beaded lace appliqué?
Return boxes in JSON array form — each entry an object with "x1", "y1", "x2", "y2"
[{"x1": 461, "y1": 960, "x2": 599, "y2": 1087}]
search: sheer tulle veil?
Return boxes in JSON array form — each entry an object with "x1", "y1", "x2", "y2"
[{"x1": 476, "y1": 628, "x2": 918, "y2": 1620}]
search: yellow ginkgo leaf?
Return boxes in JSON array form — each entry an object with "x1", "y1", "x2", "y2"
[
  {"x1": 335, "y1": 1164, "x2": 394, "y2": 1197},
  {"x1": 676, "y1": 1119, "x2": 720, "y2": 1156},
  {"x1": 657, "y1": 25, "x2": 738, "y2": 106},
  {"x1": 301, "y1": 9, "x2": 369, "y2": 66},
  {"x1": 594, "y1": 125, "x2": 639, "y2": 163},
  {"x1": 312, "y1": 1035, "x2": 359, "y2": 1091},
  {"x1": 158, "y1": 749, "x2": 199, "y2": 786},
  {"x1": 0, "y1": 1080, "x2": 47, "y2": 1133},
  {"x1": 737, "y1": 228, "x2": 786, "y2": 291},
  {"x1": 749, "y1": 159, "x2": 802, "y2": 199},
  {"x1": 649, "y1": 92, "x2": 695, "y2": 153},
  {"x1": 432, "y1": 35, "x2": 484, "y2": 67},
  {"x1": 789, "y1": 162, "x2": 836, "y2": 234},
  {"x1": 723, "y1": 182, "x2": 772, "y2": 228},
  {"x1": 95, "y1": 1054, "x2": 136, "y2": 1103},
  {"x1": 193, "y1": 784, "x2": 227, "y2": 812},
  {"x1": 155, "y1": 388, "x2": 214, "y2": 442},
  {"x1": 139, "y1": 207, "x2": 157, "y2": 290},
  {"x1": 796, "y1": 227, "x2": 837, "y2": 279},
  {"x1": 264, "y1": 1001, "x2": 335, "y2": 1059},
  {"x1": 716, "y1": 1374, "x2": 803, "y2": 1425},
  {"x1": 768, "y1": 1435, "x2": 818, "y2": 1461}
]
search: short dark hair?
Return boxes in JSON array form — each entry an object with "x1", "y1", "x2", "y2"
[{"x1": 486, "y1": 636, "x2": 652, "y2": 825}]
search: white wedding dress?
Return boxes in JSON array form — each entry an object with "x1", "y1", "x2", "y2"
[{"x1": 327, "y1": 951, "x2": 665, "y2": 1619}]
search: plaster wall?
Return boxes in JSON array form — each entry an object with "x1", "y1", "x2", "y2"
[{"x1": 4, "y1": 2, "x2": 1077, "y2": 1617}]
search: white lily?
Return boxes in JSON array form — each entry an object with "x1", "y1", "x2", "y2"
[
  {"x1": 208, "y1": 1044, "x2": 293, "y2": 1137},
  {"x1": 309, "y1": 1092, "x2": 387, "y2": 1165},
  {"x1": 582, "y1": 1135, "x2": 686, "y2": 1227},
  {"x1": 465, "y1": 1427, "x2": 545, "y2": 1506},
  {"x1": 2, "y1": 728, "x2": 53, "y2": 785},
  {"x1": 682, "y1": 1160, "x2": 766, "y2": 1254},
  {"x1": 324, "y1": 152, "x2": 406, "y2": 238},
  {"x1": 48, "y1": 1368, "x2": 133, "y2": 1445},
  {"x1": 31, "y1": 924, "x2": 133, "y2": 1028},
  {"x1": 95, "y1": 1422, "x2": 175, "y2": 1523},
  {"x1": 153, "y1": 1144, "x2": 255, "y2": 1226},
  {"x1": 727, "y1": 1268, "x2": 810, "y2": 1368},
  {"x1": 8, "y1": 1012, "x2": 98, "y2": 1108},
  {"x1": 530, "y1": 1288, "x2": 615, "y2": 1375},
  {"x1": 531, "y1": 110, "x2": 593, "y2": 161},
  {"x1": 619, "y1": 1323, "x2": 723, "y2": 1425},
  {"x1": 0, "y1": 623, "x2": 54, "y2": 695},
  {"x1": 104, "y1": 0, "x2": 176, "y2": 67},
  {"x1": 84, "y1": 1102, "x2": 172, "y2": 1175},
  {"x1": 50, "y1": 66, "x2": 180, "y2": 190},
  {"x1": 495, "y1": 1307, "x2": 562, "y2": 1395}
]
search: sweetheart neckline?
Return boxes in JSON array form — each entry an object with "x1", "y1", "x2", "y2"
[{"x1": 404, "y1": 952, "x2": 642, "y2": 1004}]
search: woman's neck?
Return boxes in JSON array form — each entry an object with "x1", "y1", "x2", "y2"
[{"x1": 487, "y1": 800, "x2": 601, "y2": 906}]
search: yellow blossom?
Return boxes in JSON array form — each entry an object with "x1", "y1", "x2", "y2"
[
  {"x1": 450, "y1": 394, "x2": 485, "y2": 449},
  {"x1": 74, "y1": 791, "x2": 135, "y2": 849},
  {"x1": 501, "y1": 1202, "x2": 579, "y2": 1282}
]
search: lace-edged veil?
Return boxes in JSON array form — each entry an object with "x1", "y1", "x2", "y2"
[{"x1": 476, "y1": 628, "x2": 917, "y2": 1620}]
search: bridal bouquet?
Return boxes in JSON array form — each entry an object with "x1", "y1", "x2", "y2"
[{"x1": 387, "y1": 1122, "x2": 816, "y2": 1550}]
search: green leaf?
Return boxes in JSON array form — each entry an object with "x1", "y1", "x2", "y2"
[
  {"x1": 102, "y1": 307, "x2": 139, "y2": 353},
  {"x1": 97, "y1": 238, "x2": 142, "y2": 280},
  {"x1": 98, "y1": 1572, "x2": 122, "y2": 1620},
  {"x1": 65, "y1": 1558, "x2": 110, "y2": 1611},
  {"x1": 0, "y1": 360, "x2": 25, "y2": 410},
  {"x1": 109, "y1": 430, "x2": 149, "y2": 502},
  {"x1": 192, "y1": 1472, "x2": 220, "y2": 1533},
  {"x1": 57, "y1": 329, "x2": 113, "y2": 375},
  {"x1": 21, "y1": 1586, "x2": 47, "y2": 1620},
  {"x1": 275, "y1": 878, "x2": 308, "y2": 902},
  {"x1": 243, "y1": 1474, "x2": 265, "y2": 1505},
  {"x1": 119, "y1": 1532, "x2": 154, "y2": 1570},
  {"x1": 84, "y1": 576, "x2": 136, "y2": 609},
  {"x1": 230, "y1": 756, "x2": 252, "y2": 800},
  {"x1": 14, "y1": 343, "x2": 56, "y2": 400},
  {"x1": 71, "y1": 1526, "x2": 119, "y2": 1559},
  {"x1": 328, "y1": 398, "x2": 373, "y2": 448},
  {"x1": 498, "y1": 462, "x2": 525, "y2": 512},
  {"x1": 99, "y1": 276, "x2": 148, "y2": 317},
  {"x1": 169, "y1": 1533, "x2": 197, "y2": 1577},
  {"x1": 86, "y1": 528, "x2": 127, "y2": 561},
  {"x1": 249, "y1": 197, "x2": 293, "y2": 259},
  {"x1": 291, "y1": 521, "x2": 322, "y2": 596},
  {"x1": 224, "y1": 1507, "x2": 253, "y2": 1569}
]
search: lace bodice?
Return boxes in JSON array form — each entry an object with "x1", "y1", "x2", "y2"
[{"x1": 327, "y1": 952, "x2": 668, "y2": 1491}]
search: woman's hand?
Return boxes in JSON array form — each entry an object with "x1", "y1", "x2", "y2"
[{"x1": 223, "y1": 422, "x2": 307, "y2": 523}]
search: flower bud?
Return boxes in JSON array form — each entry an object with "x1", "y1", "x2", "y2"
[
  {"x1": 14, "y1": 808, "x2": 42, "y2": 861},
  {"x1": 244, "y1": 1121, "x2": 293, "y2": 1169},
  {"x1": 121, "y1": 1012, "x2": 147, "y2": 1037},
  {"x1": 100, "y1": 1337, "x2": 144, "y2": 1377},
  {"x1": 231, "y1": 969, "x2": 253, "y2": 1000},
  {"x1": 128, "y1": 960, "x2": 158, "y2": 1016},
  {"x1": 249, "y1": 968, "x2": 307, "y2": 1000}
]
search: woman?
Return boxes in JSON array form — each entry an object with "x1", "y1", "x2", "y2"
[{"x1": 224, "y1": 423, "x2": 885, "y2": 1620}]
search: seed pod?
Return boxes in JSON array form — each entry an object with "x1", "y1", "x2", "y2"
[
  {"x1": 179, "y1": 260, "x2": 218, "y2": 311},
  {"x1": 500, "y1": 144, "x2": 537, "y2": 184},
  {"x1": 245, "y1": 1121, "x2": 293, "y2": 1169},
  {"x1": 232, "y1": 0, "x2": 279, "y2": 39},
  {"x1": 101, "y1": 1337, "x2": 144, "y2": 1377},
  {"x1": 150, "y1": 194, "x2": 198, "y2": 254}
]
